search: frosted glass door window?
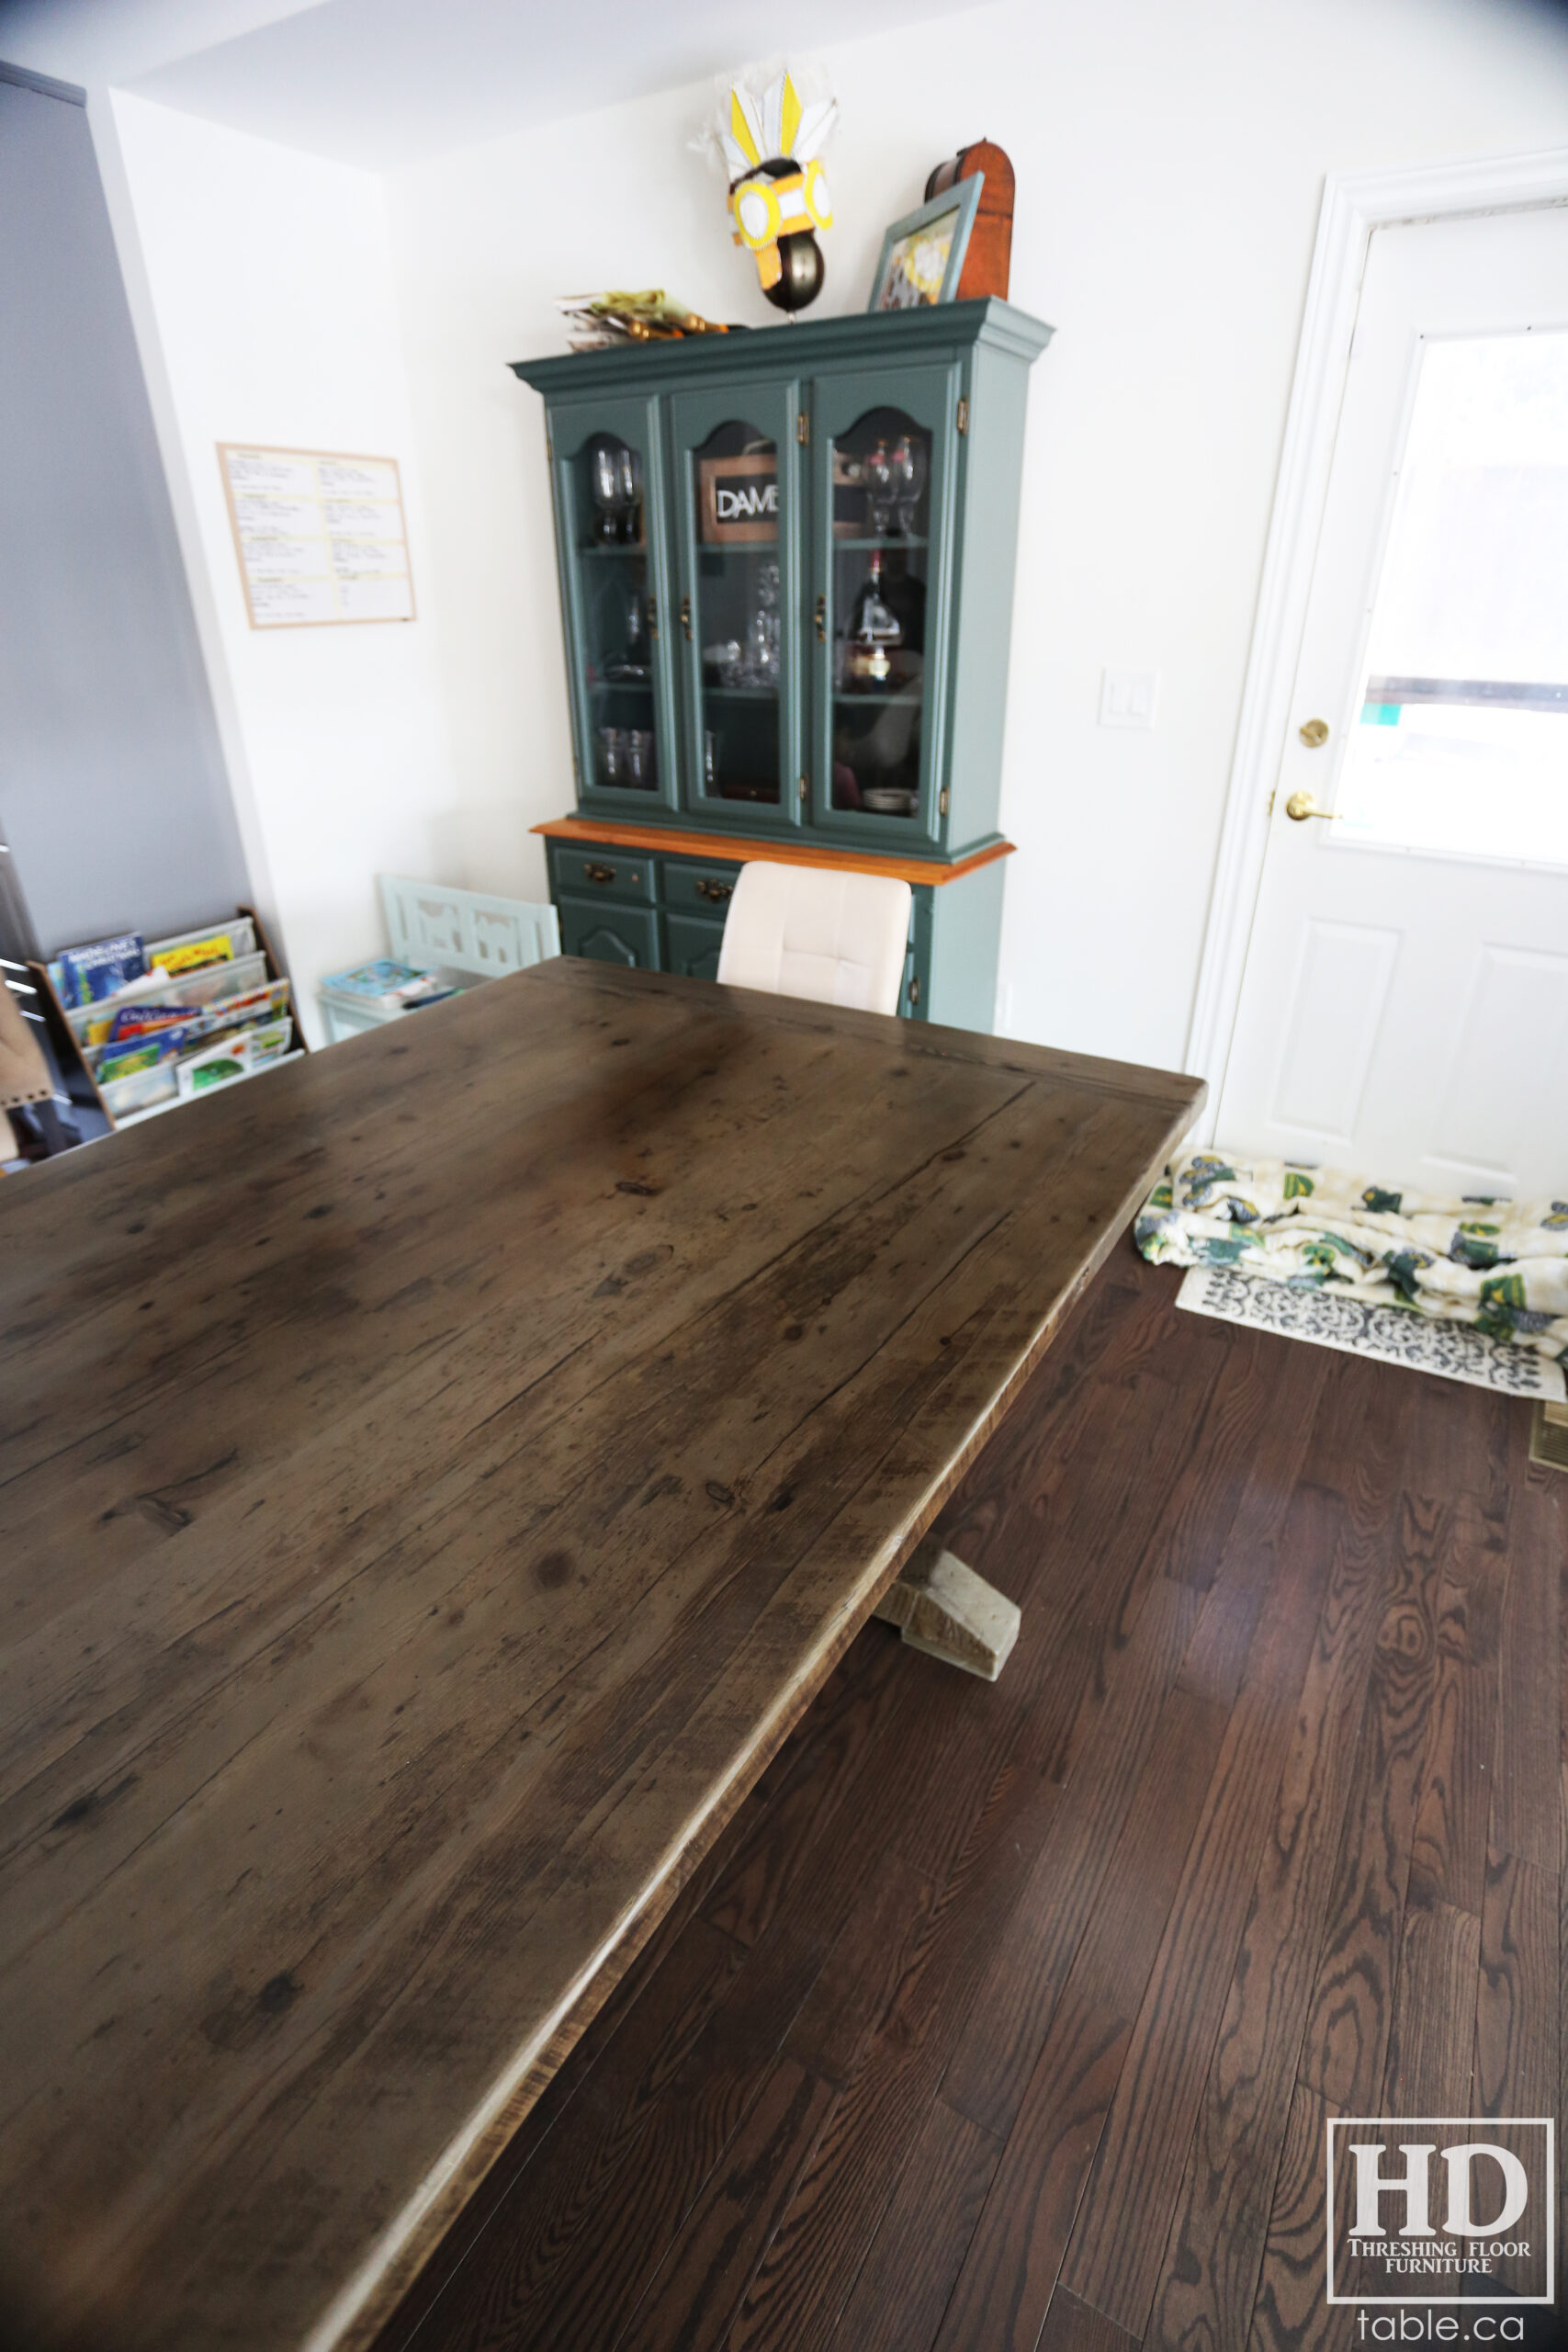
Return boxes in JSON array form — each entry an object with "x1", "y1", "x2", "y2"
[{"x1": 1337, "y1": 332, "x2": 1568, "y2": 865}]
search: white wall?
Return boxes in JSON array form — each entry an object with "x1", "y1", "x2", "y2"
[
  {"x1": 102, "y1": 93, "x2": 463, "y2": 1042},
  {"x1": 385, "y1": 0, "x2": 1568, "y2": 1072}
]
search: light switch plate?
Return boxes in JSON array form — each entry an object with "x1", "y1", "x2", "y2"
[{"x1": 1100, "y1": 668, "x2": 1159, "y2": 729}]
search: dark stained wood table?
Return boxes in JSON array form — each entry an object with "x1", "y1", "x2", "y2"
[{"x1": 0, "y1": 959, "x2": 1202, "y2": 2352}]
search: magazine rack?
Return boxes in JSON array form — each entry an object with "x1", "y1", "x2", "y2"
[{"x1": 29, "y1": 903, "x2": 307, "y2": 1135}]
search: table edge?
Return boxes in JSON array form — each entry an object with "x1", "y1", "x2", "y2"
[
  {"x1": 523, "y1": 956, "x2": 1208, "y2": 1118},
  {"x1": 322, "y1": 1080, "x2": 1202, "y2": 2352}
]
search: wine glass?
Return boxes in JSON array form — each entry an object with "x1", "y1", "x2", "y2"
[
  {"x1": 892, "y1": 435, "x2": 928, "y2": 536},
  {"x1": 615, "y1": 446, "x2": 641, "y2": 543},
  {"x1": 863, "y1": 440, "x2": 895, "y2": 537},
  {"x1": 753, "y1": 561, "x2": 781, "y2": 683},
  {"x1": 589, "y1": 443, "x2": 620, "y2": 546},
  {"x1": 624, "y1": 581, "x2": 646, "y2": 669},
  {"x1": 742, "y1": 607, "x2": 773, "y2": 687},
  {"x1": 623, "y1": 730, "x2": 656, "y2": 787}
]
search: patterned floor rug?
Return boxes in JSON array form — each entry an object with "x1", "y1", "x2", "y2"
[{"x1": 1177, "y1": 1262, "x2": 1567, "y2": 1400}]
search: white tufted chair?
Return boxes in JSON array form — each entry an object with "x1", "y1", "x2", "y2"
[{"x1": 715, "y1": 862, "x2": 913, "y2": 1016}]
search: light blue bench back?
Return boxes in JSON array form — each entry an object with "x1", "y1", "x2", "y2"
[{"x1": 380, "y1": 876, "x2": 559, "y2": 979}]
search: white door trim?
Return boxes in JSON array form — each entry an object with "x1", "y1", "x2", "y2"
[{"x1": 1185, "y1": 145, "x2": 1568, "y2": 1140}]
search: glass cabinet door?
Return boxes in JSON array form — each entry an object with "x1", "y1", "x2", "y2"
[
  {"x1": 807, "y1": 366, "x2": 959, "y2": 847},
  {"x1": 549, "y1": 395, "x2": 678, "y2": 812},
  {"x1": 670, "y1": 384, "x2": 801, "y2": 828}
]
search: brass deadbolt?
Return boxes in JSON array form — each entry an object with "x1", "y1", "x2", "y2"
[{"x1": 1298, "y1": 718, "x2": 1329, "y2": 748}]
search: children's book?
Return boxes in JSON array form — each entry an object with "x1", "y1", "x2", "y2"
[
  {"x1": 144, "y1": 916, "x2": 256, "y2": 968},
  {"x1": 247, "y1": 1015, "x2": 293, "y2": 1065},
  {"x1": 104, "y1": 1003, "x2": 194, "y2": 1044},
  {"x1": 85, "y1": 982, "x2": 292, "y2": 1075},
  {"x1": 152, "y1": 932, "x2": 237, "y2": 978},
  {"x1": 200, "y1": 978, "x2": 291, "y2": 1036},
  {"x1": 176, "y1": 1034, "x2": 254, "y2": 1099},
  {"x1": 52, "y1": 933, "x2": 147, "y2": 1008},
  {"x1": 321, "y1": 958, "x2": 446, "y2": 1007},
  {"x1": 96, "y1": 1027, "x2": 198, "y2": 1079}
]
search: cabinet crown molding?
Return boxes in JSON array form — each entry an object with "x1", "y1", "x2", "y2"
[{"x1": 511, "y1": 296, "x2": 1052, "y2": 397}]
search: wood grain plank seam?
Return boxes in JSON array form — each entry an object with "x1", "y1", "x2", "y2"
[
  {"x1": 3, "y1": 1091, "x2": 1047, "y2": 1847},
  {"x1": 529, "y1": 960, "x2": 1206, "y2": 1112},
  {"x1": 1, "y1": 1034, "x2": 949, "y2": 1493}
]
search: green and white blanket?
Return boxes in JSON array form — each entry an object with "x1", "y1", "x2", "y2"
[{"x1": 1136, "y1": 1153, "x2": 1568, "y2": 1373}]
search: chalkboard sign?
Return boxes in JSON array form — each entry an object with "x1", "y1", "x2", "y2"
[{"x1": 697, "y1": 450, "x2": 778, "y2": 545}]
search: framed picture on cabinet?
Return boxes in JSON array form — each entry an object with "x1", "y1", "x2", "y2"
[{"x1": 867, "y1": 178, "x2": 984, "y2": 312}]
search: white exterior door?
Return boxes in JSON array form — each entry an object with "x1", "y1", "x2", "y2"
[{"x1": 1216, "y1": 206, "x2": 1568, "y2": 1199}]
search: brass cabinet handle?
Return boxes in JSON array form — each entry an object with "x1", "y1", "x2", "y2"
[
  {"x1": 647, "y1": 594, "x2": 659, "y2": 642},
  {"x1": 680, "y1": 594, "x2": 693, "y2": 642},
  {"x1": 695, "y1": 878, "x2": 733, "y2": 904},
  {"x1": 814, "y1": 593, "x2": 827, "y2": 644},
  {"x1": 1284, "y1": 792, "x2": 1340, "y2": 823},
  {"x1": 583, "y1": 861, "x2": 617, "y2": 883}
]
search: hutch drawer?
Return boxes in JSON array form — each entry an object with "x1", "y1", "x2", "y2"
[
  {"x1": 550, "y1": 845, "x2": 656, "y2": 903},
  {"x1": 662, "y1": 858, "x2": 741, "y2": 915}
]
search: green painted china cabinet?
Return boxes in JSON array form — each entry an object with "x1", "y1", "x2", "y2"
[{"x1": 512, "y1": 298, "x2": 1052, "y2": 1025}]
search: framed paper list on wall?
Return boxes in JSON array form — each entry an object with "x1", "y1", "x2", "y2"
[{"x1": 218, "y1": 445, "x2": 416, "y2": 628}]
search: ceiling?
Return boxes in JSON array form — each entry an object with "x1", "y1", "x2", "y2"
[{"x1": 0, "y1": 0, "x2": 997, "y2": 169}]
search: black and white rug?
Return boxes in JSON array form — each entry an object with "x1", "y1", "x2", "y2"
[{"x1": 1177, "y1": 1263, "x2": 1567, "y2": 1400}]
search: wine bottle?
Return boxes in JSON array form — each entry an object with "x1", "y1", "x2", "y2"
[{"x1": 845, "y1": 550, "x2": 902, "y2": 685}]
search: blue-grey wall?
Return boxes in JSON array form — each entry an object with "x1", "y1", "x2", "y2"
[{"x1": 0, "y1": 62, "x2": 252, "y2": 960}]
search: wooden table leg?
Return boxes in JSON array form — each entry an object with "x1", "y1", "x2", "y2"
[{"x1": 872, "y1": 1532, "x2": 1021, "y2": 1681}]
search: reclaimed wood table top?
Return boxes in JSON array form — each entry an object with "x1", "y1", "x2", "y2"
[{"x1": 0, "y1": 958, "x2": 1202, "y2": 2352}]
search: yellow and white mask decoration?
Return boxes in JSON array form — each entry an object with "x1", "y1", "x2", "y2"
[{"x1": 716, "y1": 64, "x2": 838, "y2": 313}]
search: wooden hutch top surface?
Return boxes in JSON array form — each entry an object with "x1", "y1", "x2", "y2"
[
  {"x1": 534, "y1": 815, "x2": 1015, "y2": 887},
  {"x1": 510, "y1": 295, "x2": 1053, "y2": 399}
]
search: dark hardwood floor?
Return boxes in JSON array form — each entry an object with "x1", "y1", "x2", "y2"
[{"x1": 375, "y1": 1249, "x2": 1566, "y2": 2352}]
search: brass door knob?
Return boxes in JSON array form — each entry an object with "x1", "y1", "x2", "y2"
[
  {"x1": 1298, "y1": 718, "x2": 1329, "y2": 748},
  {"x1": 1284, "y1": 791, "x2": 1341, "y2": 822}
]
